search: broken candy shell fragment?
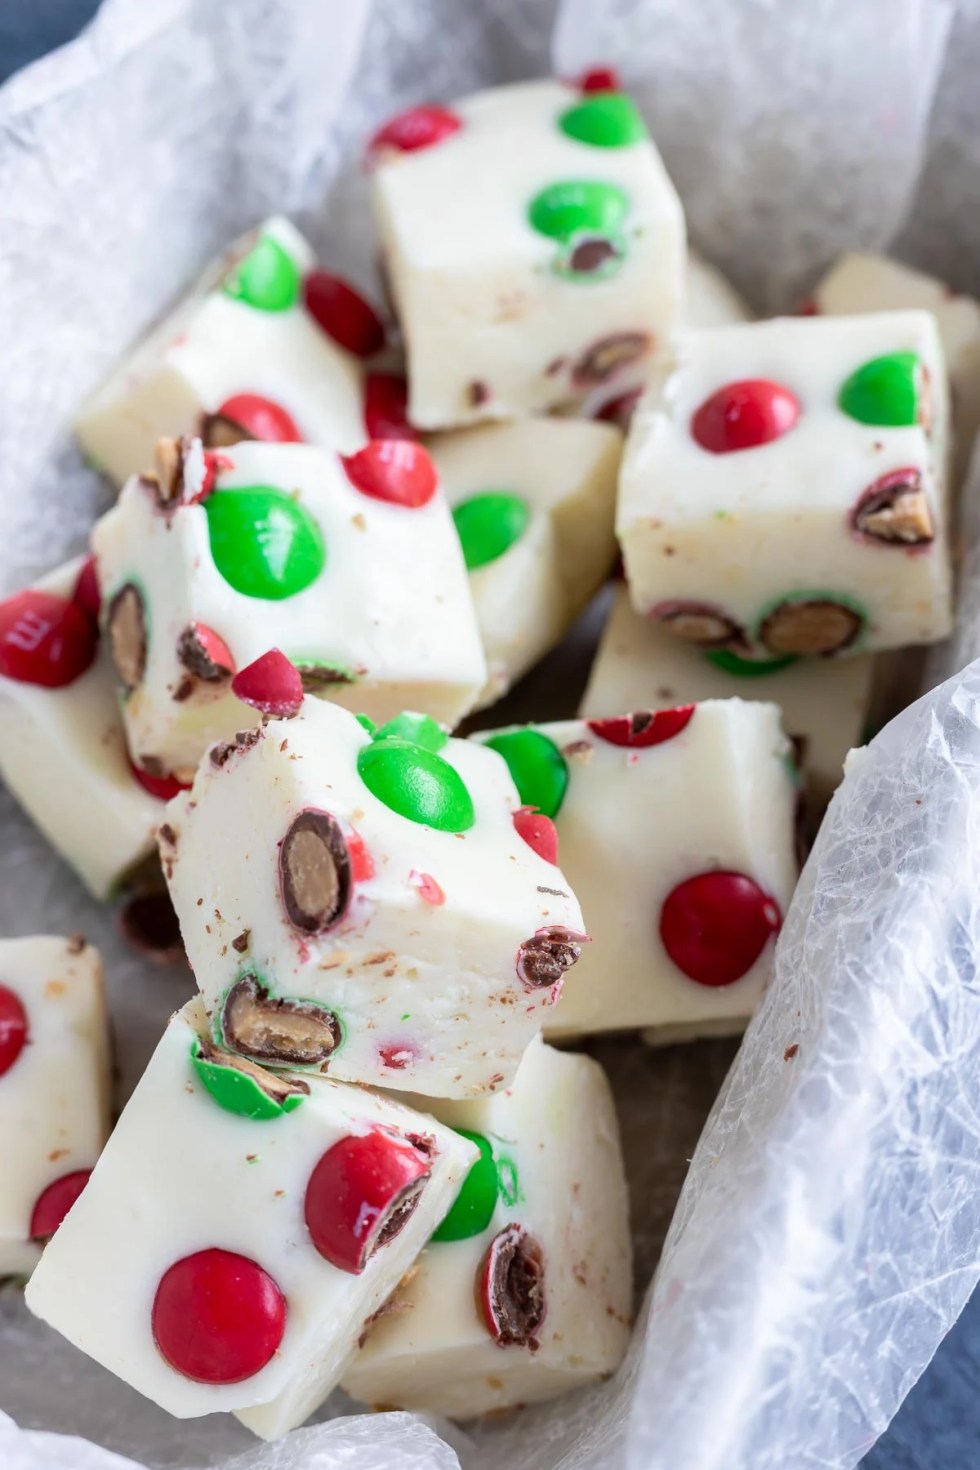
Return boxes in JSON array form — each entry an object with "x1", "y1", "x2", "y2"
[
  {"x1": 191, "y1": 1039, "x2": 309, "y2": 1120},
  {"x1": 106, "y1": 583, "x2": 147, "y2": 691},
  {"x1": 477, "y1": 1223, "x2": 546, "y2": 1349},
  {"x1": 558, "y1": 91, "x2": 647, "y2": 148},
  {"x1": 849, "y1": 468, "x2": 934, "y2": 546},
  {"x1": 374, "y1": 711, "x2": 447, "y2": 752},
  {"x1": 363, "y1": 373, "x2": 418, "y2": 441},
  {"x1": 516, "y1": 926, "x2": 587, "y2": 991},
  {"x1": 432, "y1": 1130, "x2": 498, "y2": 1243},
  {"x1": 304, "y1": 270, "x2": 387, "y2": 357},
  {"x1": 595, "y1": 385, "x2": 642, "y2": 428},
  {"x1": 223, "y1": 233, "x2": 300, "y2": 312},
  {"x1": 221, "y1": 973, "x2": 342, "y2": 1066},
  {"x1": 483, "y1": 728, "x2": 568, "y2": 818},
  {"x1": 205, "y1": 485, "x2": 326, "y2": 600},
  {"x1": 691, "y1": 378, "x2": 801, "y2": 454},
  {"x1": 129, "y1": 759, "x2": 190, "y2": 802},
  {"x1": 358, "y1": 739, "x2": 475, "y2": 832},
  {"x1": 72, "y1": 556, "x2": 101, "y2": 625},
  {"x1": 304, "y1": 1131, "x2": 431, "y2": 1273},
  {"x1": 202, "y1": 393, "x2": 303, "y2": 447},
  {"x1": 29, "y1": 1170, "x2": 92, "y2": 1240},
  {"x1": 280, "y1": 809, "x2": 352, "y2": 934},
  {"x1": 660, "y1": 870, "x2": 781, "y2": 987},
  {"x1": 756, "y1": 593, "x2": 865, "y2": 656},
  {"x1": 588, "y1": 706, "x2": 695, "y2": 748},
  {"x1": 409, "y1": 870, "x2": 446, "y2": 904},
  {"x1": 838, "y1": 351, "x2": 920, "y2": 427},
  {"x1": 651, "y1": 600, "x2": 745, "y2": 650},
  {"x1": 366, "y1": 104, "x2": 463, "y2": 162},
  {"x1": 177, "y1": 623, "x2": 236, "y2": 683},
  {"x1": 0, "y1": 984, "x2": 28, "y2": 1076},
  {"x1": 453, "y1": 492, "x2": 530, "y2": 571},
  {"x1": 512, "y1": 807, "x2": 559, "y2": 865},
  {"x1": 0, "y1": 591, "x2": 98, "y2": 689},
  {"x1": 232, "y1": 649, "x2": 304, "y2": 717},
  {"x1": 152, "y1": 1248, "x2": 287, "y2": 1384},
  {"x1": 340, "y1": 440, "x2": 437, "y2": 509}
]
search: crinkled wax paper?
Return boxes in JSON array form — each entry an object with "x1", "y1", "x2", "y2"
[{"x1": 2, "y1": 0, "x2": 980, "y2": 1466}]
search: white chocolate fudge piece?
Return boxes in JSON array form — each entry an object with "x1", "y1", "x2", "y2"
[
  {"x1": 580, "y1": 585, "x2": 872, "y2": 808},
  {"x1": 26, "y1": 998, "x2": 476, "y2": 1437},
  {"x1": 477, "y1": 702, "x2": 797, "y2": 1040},
  {"x1": 370, "y1": 80, "x2": 685, "y2": 428},
  {"x1": 428, "y1": 418, "x2": 622, "y2": 706},
  {"x1": 344, "y1": 1037, "x2": 630, "y2": 1417},
  {"x1": 0, "y1": 559, "x2": 165, "y2": 899},
  {"x1": 685, "y1": 250, "x2": 752, "y2": 328},
  {"x1": 617, "y1": 312, "x2": 953, "y2": 659},
  {"x1": 161, "y1": 697, "x2": 586, "y2": 1097},
  {"x1": 813, "y1": 252, "x2": 980, "y2": 480},
  {"x1": 0, "y1": 936, "x2": 110, "y2": 1277},
  {"x1": 93, "y1": 437, "x2": 487, "y2": 777},
  {"x1": 76, "y1": 217, "x2": 370, "y2": 486}
]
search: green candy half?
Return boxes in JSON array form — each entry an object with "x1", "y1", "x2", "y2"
[
  {"x1": 432, "y1": 1130, "x2": 499, "y2": 1242},
  {"x1": 838, "y1": 352, "x2": 920, "y2": 427},
  {"x1": 190, "y1": 1042, "x2": 306, "y2": 1121},
  {"x1": 453, "y1": 492, "x2": 530, "y2": 571},
  {"x1": 704, "y1": 649, "x2": 799, "y2": 678},
  {"x1": 205, "y1": 486, "x2": 325, "y2": 600},
  {"x1": 558, "y1": 92, "x2": 647, "y2": 149},
  {"x1": 527, "y1": 179, "x2": 629, "y2": 245},
  {"x1": 223, "y1": 234, "x2": 301, "y2": 312},
  {"x1": 375, "y1": 712, "x2": 448, "y2": 753},
  {"x1": 357, "y1": 737, "x2": 475, "y2": 832},
  {"x1": 483, "y1": 727, "x2": 569, "y2": 818}
]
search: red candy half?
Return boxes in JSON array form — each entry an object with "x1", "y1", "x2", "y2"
[
  {"x1": 340, "y1": 440, "x2": 437, "y2": 508},
  {"x1": 72, "y1": 557, "x2": 101, "y2": 625},
  {"x1": 214, "y1": 393, "x2": 302, "y2": 444},
  {"x1": 691, "y1": 379, "x2": 801, "y2": 454},
  {"x1": 304, "y1": 1130, "x2": 431, "y2": 1273},
  {"x1": 231, "y1": 649, "x2": 304, "y2": 718},
  {"x1": 0, "y1": 591, "x2": 98, "y2": 688},
  {"x1": 660, "y1": 870, "x2": 782, "y2": 986},
  {"x1": 304, "y1": 271, "x2": 387, "y2": 358},
  {"x1": 0, "y1": 984, "x2": 28, "y2": 1077},
  {"x1": 577, "y1": 65, "x2": 622, "y2": 93},
  {"x1": 513, "y1": 807, "x2": 559, "y2": 865},
  {"x1": 152, "y1": 1248, "x2": 287, "y2": 1384},
  {"x1": 366, "y1": 105, "x2": 463, "y2": 162},
  {"x1": 128, "y1": 760, "x2": 192, "y2": 803},
  {"x1": 30, "y1": 1170, "x2": 91, "y2": 1239},
  {"x1": 363, "y1": 373, "x2": 418, "y2": 441},
  {"x1": 588, "y1": 706, "x2": 695, "y2": 748}
]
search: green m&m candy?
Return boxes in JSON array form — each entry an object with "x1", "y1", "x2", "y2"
[
  {"x1": 528, "y1": 179, "x2": 628, "y2": 245},
  {"x1": 838, "y1": 352, "x2": 920, "y2": 427},
  {"x1": 190, "y1": 1040, "x2": 308, "y2": 1121},
  {"x1": 558, "y1": 92, "x2": 647, "y2": 149},
  {"x1": 432, "y1": 1130, "x2": 499, "y2": 1242},
  {"x1": 483, "y1": 728, "x2": 568, "y2": 818},
  {"x1": 205, "y1": 486, "x2": 325, "y2": 600},
  {"x1": 705, "y1": 649, "x2": 799, "y2": 678},
  {"x1": 223, "y1": 234, "x2": 301, "y2": 312},
  {"x1": 357, "y1": 738, "x2": 475, "y2": 832},
  {"x1": 375, "y1": 712, "x2": 448, "y2": 753},
  {"x1": 452, "y1": 493, "x2": 530, "y2": 571}
]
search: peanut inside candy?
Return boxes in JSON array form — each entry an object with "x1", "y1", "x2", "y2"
[
  {"x1": 222, "y1": 973, "x2": 341, "y2": 1065},
  {"x1": 851, "y1": 472, "x2": 934, "y2": 546},
  {"x1": 279, "y1": 810, "x2": 352, "y2": 934},
  {"x1": 107, "y1": 583, "x2": 147, "y2": 691},
  {"x1": 758, "y1": 597, "x2": 863, "y2": 656},
  {"x1": 655, "y1": 602, "x2": 744, "y2": 649}
]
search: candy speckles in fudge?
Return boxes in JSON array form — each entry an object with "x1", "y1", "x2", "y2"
[
  {"x1": 160, "y1": 697, "x2": 586, "y2": 1097},
  {"x1": 617, "y1": 311, "x2": 953, "y2": 659},
  {"x1": 369, "y1": 79, "x2": 685, "y2": 427},
  {"x1": 93, "y1": 436, "x2": 486, "y2": 777}
]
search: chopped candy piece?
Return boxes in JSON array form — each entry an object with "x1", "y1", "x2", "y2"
[{"x1": 231, "y1": 649, "x2": 304, "y2": 717}]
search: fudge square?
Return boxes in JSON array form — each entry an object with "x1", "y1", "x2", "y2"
[
  {"x1": 161, "y1": 697, "x2": 586, "y2": 1098},
  {"x1": 0, "y1": 936, "x2": 110, "y2": 1278},
  {"x1": 344, "y1": 1037, "x2": 631, "y2": 1418},
  {"x1": 26, "y1": 998, "x2": 476, "y2": 1438},
  {"x1": 369, "y1": 79, "x2": 685, "y2": 428},
  {"x1": 478, "y1": 701, "x2": 797, "y2": 1041},
  {"x1": 617, "y1": 311, "x2": 953, "y2": 659},
  {"x1": 93, "y1": 435, "x2": 486, "y2": 779},
  {"x1": 580, "y1": 585, "x2": 874, "y2": 810},
  {"x1": 429, "y1": 417, "x2": 622, "y2": 707},
  {"x1": 0, "y1": 558, "x2": 168, "y2": 900},
  {"x1": 75, "y1": 216, "x2": 374, "y2": 487}
]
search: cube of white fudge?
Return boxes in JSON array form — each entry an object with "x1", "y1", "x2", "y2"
[
  {"x1": 812, "y1": 252, "x2": 980, "y2": 483},
  {"x1": 76, "y1": 217, "x2": 371, "y2": 486},
  {"x1": 0, "y1": 936, "x2": 110, "y2": 1277},
  {"x1": 580, "y1": 585, "x2": 873, "y2": 809},
  {"x1": 477, "y1": 701, "x2": 797, "y2": 1041},
  {"x1": 93, "y1": 436, "x2": 487, "y2": 777},
  {"x1": 161, "y1": 697, "x2": 586, "y2": 1097},
  {"x1": 618, "y1": 312, "x2": 953, "y2": 658},
  {"x1": 25, "y1": 998, "x2": 477, "y2": 1437},
  {"x1": 344, "y1": 1037, "x2": 631, "y2": 1417},
  {"x1": 0, "y1": 559, "x2": 168, "y2": 899},
  {"x1": 685, "y1": 249, "x2": 752, "y2": 328},
  {"x1": 428, "y1": 418, "x2": 622, "y2": 706},
  {"x1": 370, "y1": 80, "x2": 685, "y2": 428}
]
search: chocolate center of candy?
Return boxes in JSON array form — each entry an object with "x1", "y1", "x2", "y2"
[
  {"x1": 191, "y1": 1038, "x2": 309, "y2": 1120},
  {"x1": 478, "y1": 1224, "x2": 546, "y2": 1349},
  {"x1": 652, "y1": 601, "x2": 745, "y2": 650},
  {"x1": 516, "y1": 926, "x2": 585, "y2": 989},
  {"x1": 107, "y1": 583, "x2": 148, "y2": 691},
  {"x1": 221, "y1": 973, "x2": 342, "y2": 1066},
  {"x1": 571, "y1": 331, "x2": 650, "y2": 386},
  {"x1": 279, "y1": 810, "x2": 352, "y2": 934},
  {"x1": 756, "y1": 595, "x2": 864, "y2": 656}
]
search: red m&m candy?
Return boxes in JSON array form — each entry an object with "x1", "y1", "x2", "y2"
[
  {"x1": 0, "y1": 984, "x2": 28, "y2": 1076},
  {"x1": 363, "y1": 373, "x2": 418, "y2": 441},
  {"x1": 366, "y1": 105, "x2": 463, "y2": 163},
  {"x1": 660, "y1": 870, "x2": 781, "y2": 986},
  {"x1": 128, "y1": 760, "x2": 191, "y2": 803},
  {"x1": 72, "y1": 557, "x2": 101, "y2": 625},
  {"x1": 231, "y1": 649, "x2": 304, "y2": 718},
  {"x1": 577, "y1": 65, "x2": 622, "y2": 93},
  {"x1": 304, "y1": 1130, "x2": 430, "y2": 1273},
  {"x1": 152, "y1": 1248, "x2": 287, "y2": 1384},
  {"x1": 341, "y1": 441, "x2": 437, "y2": 508},
  {"x1": 0, "y1": 591, "x2": 98, "y2": 688},
  {"x1": 304, "y1": 271, "x2": 386, "y2": 358},
  {"x1": 691, "y1": 379, "x2": 801, "y2": 454},
  {"x1": 513, "y1": 807, "x2": 559, "y2": 865},
  {"x1": 30, "y1": 1170, "x2": 91, "y2": 1239},
  {"x1": 588, "y1": 706, "x2": 694, "y2": 748},
  {"x1": 212, "y1": 394, "x2": 302, "y2": 444}
]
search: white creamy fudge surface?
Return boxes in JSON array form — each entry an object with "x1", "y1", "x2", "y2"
[
  {"x1": 580, "y1": 585, "x2": 873, "y2": 808},
  {"x1": 617, "y1": 311, "x2": 953, "y2": 659},
  {"x1": 0, "y1": 559, "x2": 164, "y2": 899},
  {"x1": 162, "y1": 698, "x2": 586, "y2": 1097},
  {"x1": 75, "y1": 217, "x2": 365, "y2": 485},
  {"x1": 344, "y1": 1037, "x2": 631, "y2": 1418},
  {"x1": 93, "y1": 437, "x2": 487, "y2": 777},
  {"x1": 25, "y1": 998, "x2": 476, "y2": 1436},
  {"x1": 428, "y1": 418, "x2": 622, "y2": 706},
  {"x1": 371, "y1": 80, "x2": 685, "y2": 428},
  {"x1": 0, "y1": 936, "x2": 110, "y2": 1277},
  {"x1": 684, "y1": 250, "x2": 752, "y2": 328},
  {"x1": 476, "y1": 702, "x2": 797, "y2": 1039},
  {"x1": 813, "y1": 252, "x2": 980, "y2": 482}
]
